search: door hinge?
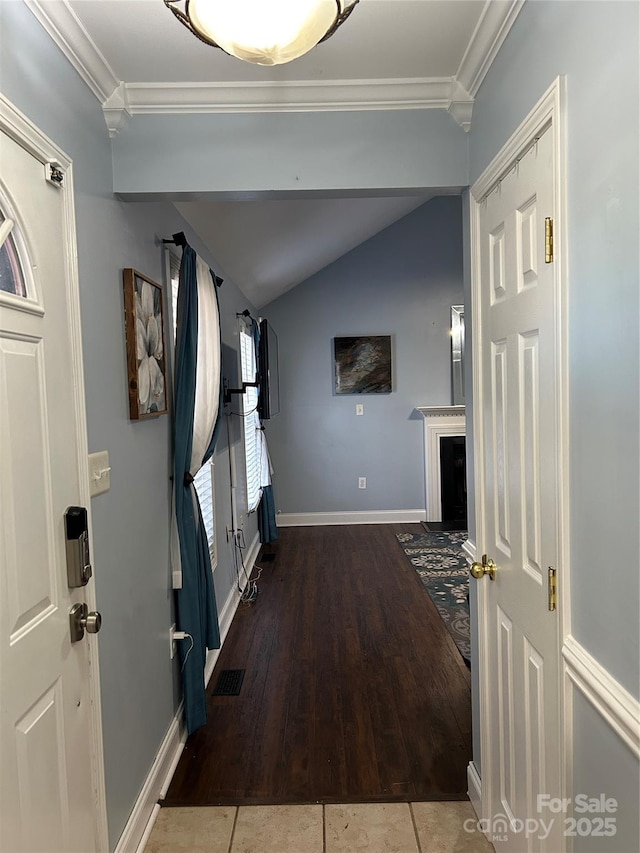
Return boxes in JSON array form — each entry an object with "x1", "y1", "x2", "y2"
[
  {"x1": 545, "y1": 217, "x2": 554, "y2": 263},
  {"x1": 548, "y1": 566, "x2": 558, "y2": 611}
]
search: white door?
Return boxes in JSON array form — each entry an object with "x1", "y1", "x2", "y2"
[
  {"x1": 472, "y1": 87, "x2": 566, "y2": 853},
  {"x1": 0, "y1": 101, "x2": 105, "y2": 852}
]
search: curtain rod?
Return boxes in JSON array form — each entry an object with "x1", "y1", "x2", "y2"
[
  {"x1": 162, "y1": 231, "x2": 187, "y2": 248},
  {"x1": 162, "y1": 231, "x2": 224, "y2": 287}
]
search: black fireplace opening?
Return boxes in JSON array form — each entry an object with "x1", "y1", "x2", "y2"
[{"x1": 440, "y1": 435, "x2": 467, "y2": 528}]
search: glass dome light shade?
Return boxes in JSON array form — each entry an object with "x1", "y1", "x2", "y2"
[{"x1": 188, "y1": 0, "x2": 341, "y2": 66}]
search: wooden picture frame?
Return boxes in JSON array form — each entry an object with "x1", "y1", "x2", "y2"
[
  {"x1": 123, "y1": 268, "x2": 168, "y2": 419},
  {"x1": 334, "y1": 335, "x2": 392, "y2": 394}
]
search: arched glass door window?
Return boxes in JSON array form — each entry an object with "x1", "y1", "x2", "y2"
[{"x1": 0, "y1": 213, "x2": 27, "y2": 298}]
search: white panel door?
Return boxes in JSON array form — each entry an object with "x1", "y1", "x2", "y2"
[
  {"x1": 474, "y1": 123, "x2": 563, "y2": 852},
  {"x1": 0, "y1": 113, "x2": 102, "y2": 851}
]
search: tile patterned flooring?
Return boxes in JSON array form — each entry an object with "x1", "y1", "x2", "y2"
[{"x1": 144, "y1": 800, "x2": 494, "y2": 852}]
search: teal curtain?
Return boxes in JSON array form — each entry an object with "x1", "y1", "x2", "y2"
[
  {"x1": 173, "y1": 244, "x2": 222, "y2": 734},
  {"x1": 258, "y1": 485, "x2": 278, "y2": 544}
]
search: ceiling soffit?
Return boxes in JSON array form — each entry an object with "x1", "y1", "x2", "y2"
[{"x1": 25, "y1": 1, "x2": 524, "y2": 136}]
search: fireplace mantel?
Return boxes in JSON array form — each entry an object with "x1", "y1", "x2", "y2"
[
  {"x1": 417, "y1": 406, "x2": 466, "y2": 522},
  {"x1": 416, "y1": 405, "x2": 466, "y2": 419}
]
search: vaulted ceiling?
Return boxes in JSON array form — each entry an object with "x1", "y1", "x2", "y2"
[{"x1": 28, "y1": 1, "x2": 524, "y2": 304}]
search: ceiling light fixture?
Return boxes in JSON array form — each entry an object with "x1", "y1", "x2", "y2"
[{"x1": 164, "y1": 0, "x2": 359, "y2": 66}]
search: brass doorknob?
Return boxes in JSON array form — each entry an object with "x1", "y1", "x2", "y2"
[{"x1": 470, "y1": 554, "x2": 497, "y2": 581}]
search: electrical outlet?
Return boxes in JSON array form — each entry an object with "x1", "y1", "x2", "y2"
[
  {"x1": 358, "y1": 477, "x2": 366, "y2": 489},
  {"x1": 356, "y1": 403, "x2": 364, "y2": 416},
  {"x1": 169, "y1": 623, "x2": 177, "y2": 659}
]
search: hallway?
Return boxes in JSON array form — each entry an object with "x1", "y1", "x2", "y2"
[{"x1": 163, "y1": 524, "x2": 472, "y2": 806}]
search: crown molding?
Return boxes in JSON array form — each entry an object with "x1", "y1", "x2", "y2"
[
  {"x1": 103, "y1": 83, "x2": 132, "y2": 138},
  {"x1": 456, "y1": 0, "x2": 525, "y2": 97},
  {"x1": 448, "y1": 81, "x2": 474, "y2": 133},
  {"x1": 24, "y1": 0, "x2": 119, "y2": 103},
  {"x1": 119, "y1": 77, "x2": 473, "y2": 127},
  {"x1": 25, "y1": 0, "x2": 529, "y2": 133}
]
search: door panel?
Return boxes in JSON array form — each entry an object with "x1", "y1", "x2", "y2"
[
  {"x1": 491, "y1": 339, "x2": 511, "y2": 556},
  {"x1": 520, "y1": 332, "x2": 542, "y2": 580},
  {"x1": 476, "y1": 125, "x2": 563, "y2": 852},
  {"x1": 1, "y1": 337, "x2": 57, "y2": 636},
  {"x1": 0, "y1": 117, "x2": 99, "y2": 852}
]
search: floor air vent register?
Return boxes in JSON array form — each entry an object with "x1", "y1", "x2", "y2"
[{"x1": 212, "y1": 669, "x2": 245, "y2": 696}]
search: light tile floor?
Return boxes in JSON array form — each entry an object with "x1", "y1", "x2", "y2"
[{"x1": 145, "y1": 800, "x2": 494, "y2": 853}]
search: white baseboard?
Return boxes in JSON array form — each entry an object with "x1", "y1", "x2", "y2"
[
  {"x1": 276, "y1": 509, "x2": 427, "y2": 527},
  {"x1": 462, "y1": 538, "x2": 477, "y2": 563},
  {"x1": 205, "y1": 530, "x2": 261, "y2": 686},
  {"x1": 563, "y1": 634, "x2": 640, "y2": 759},
  {"x1": 117, "y1": 530, "x2": 262, "y2": 853},
  {"x1": 114, "y1": 706, "x2": 187, "y2": 853},
  {"x1": 467, "y1": 761, "x2": 482, "y2": 818}
]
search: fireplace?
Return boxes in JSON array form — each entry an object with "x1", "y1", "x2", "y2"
[
  {"x1": 440, "y1": 435, "x2": 467, "y2": 524},
  {"x1": 417, "y1": 406, "x2": 466, "y2": 523}
]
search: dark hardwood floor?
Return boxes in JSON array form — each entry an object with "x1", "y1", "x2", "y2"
[{"x1": 163, "y1": 524, "x2": 472, "y2": 806}]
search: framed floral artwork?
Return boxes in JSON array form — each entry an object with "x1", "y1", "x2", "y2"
[{"x1": 123, "y1": 268, "x2": 168, "y2": 419}]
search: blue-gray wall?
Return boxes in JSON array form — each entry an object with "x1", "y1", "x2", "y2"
[
  {"x1": 262, "y1": 196, "x2": 463, "y2": 516},
  {"x1": 572, "y1": 691, "x2": 640, "y2": 853},
  {"x1": 112, "y1": 110, "x2": 468, "y2": 198},
  {"x1": 468, "y1": 1, "x2": 639, "y2": 848},
  {"x1": 0, "y1": 3, "x2": 258, "y2": 848}
]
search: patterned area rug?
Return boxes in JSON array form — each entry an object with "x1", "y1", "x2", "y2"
[{"x1": 396, "y1": 530, "x2": 470, "y2": 664}]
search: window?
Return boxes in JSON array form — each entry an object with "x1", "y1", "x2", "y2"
[
  {"x1": 0, "y1": 213, "x2": 27, "y2": 298},
  {"x1": 239, "y1": 323, "x2": 262, "y2": 512},
  {"x1": 169, "y1": 252, "x2": 217, "y2": 569}
]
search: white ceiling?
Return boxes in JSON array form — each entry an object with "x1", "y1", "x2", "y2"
[
  {"x1": 35, "y1": 1, "x2": 523, "y2": 305},
  {"x1": 175, "y1": 195, "x2": 434, "y2": 307},
  {"x1": 68, "y1": 1, "x2": 484, "y2": 84}
]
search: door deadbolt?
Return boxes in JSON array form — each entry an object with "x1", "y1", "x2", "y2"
[
  {"x1": 69, "y1": 602, "x2": 102, "y2": 643},
  {"x1": 65, "y1": 506, "x2": 92, "y2": 588}
]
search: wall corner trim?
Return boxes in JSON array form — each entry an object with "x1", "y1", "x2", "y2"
[
  {"x1": 462, "y1": 538, "x2": 477, "y2": 564},
  {"x1": 467, "y1": 761, "x2": 482, "y2": 819},
  {"x1": 103, "y1": 83, "x2": 131, "y2": 138},
  {"x1": 563, "y1": 634, "x2": 640, "y2": 759},
  {"x1": 114, "y1": 530, "x2": 261, "y2": 853},
  {"x1": 276, "y1": 510, "x2": 427, "y2": 527},
  {"x1": 448, "y1": 81, "x2": 474, "y2": 132}
]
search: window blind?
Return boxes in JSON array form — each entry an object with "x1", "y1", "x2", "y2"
[{"x1": 240, "y1": 326, "x2": 261, "y2": 513}]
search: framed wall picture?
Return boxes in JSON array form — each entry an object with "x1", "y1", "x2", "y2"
[
  {"x1": 123, "y1": 268, "x2": 168, "y2": 419},
  {"x1": 334, "y1": 335, "x2": 392, "y2": 394}
]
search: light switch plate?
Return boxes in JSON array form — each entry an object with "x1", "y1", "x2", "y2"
[{"x1": 89, "y1": 450, "x2": 111, "y2": 496}]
